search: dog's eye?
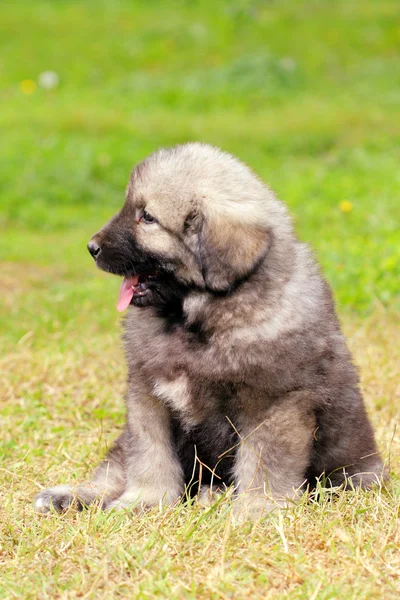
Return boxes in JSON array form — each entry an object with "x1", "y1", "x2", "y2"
[{"x1": 140, "y1": 210, "x2": 157, "y2": 224}]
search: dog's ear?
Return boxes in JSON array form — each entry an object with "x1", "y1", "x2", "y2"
[{"x1": 199, "y1": 213, "x2": 270, "y2": 292}]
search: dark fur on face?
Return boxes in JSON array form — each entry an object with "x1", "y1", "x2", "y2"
[
  {"x1": 91, "y1": 206, "x2": 189, "y2": 309},
  {"x1": 35, "y1": 143, "x2": 386, "y2": 519}
]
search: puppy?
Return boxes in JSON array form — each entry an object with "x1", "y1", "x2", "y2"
[{"x1": 35, "y1": 143, "x2": 385, "y2": 518}]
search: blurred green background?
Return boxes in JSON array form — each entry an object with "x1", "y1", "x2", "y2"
[{"x1": 1, "y1": 0, "x2": 399, "y2": 349}]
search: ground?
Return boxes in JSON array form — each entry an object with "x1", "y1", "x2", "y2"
[{"x1": 0, "y1": 1, "x2": 399, "y2": 598}]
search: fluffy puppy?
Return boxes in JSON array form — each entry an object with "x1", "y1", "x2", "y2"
[{"x1": 35, "y1": 143, "x2": 385, "y2": 518}]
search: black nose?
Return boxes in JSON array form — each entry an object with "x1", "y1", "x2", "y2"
[{"x1": 87, "y1": 240, "x2": 101, "y2": 258}]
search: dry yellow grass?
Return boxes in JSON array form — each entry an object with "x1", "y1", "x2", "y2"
[{"x1": 1, "y1": 307, "x2": 399, "y2": 599}]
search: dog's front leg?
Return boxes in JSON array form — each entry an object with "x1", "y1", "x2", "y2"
[
  {"x1": 105, "y1": 381, "x2": 184, "y2": 511},
  {"x1": 232, "y1": 393, "x2": 315, "y2": 520}
]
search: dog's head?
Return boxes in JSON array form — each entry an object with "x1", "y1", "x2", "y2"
[{"x1": 88, "y1": 143, "x2": 291, "y2": 310}]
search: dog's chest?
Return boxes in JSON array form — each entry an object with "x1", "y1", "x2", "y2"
[
  {"x1": 125, "y1": 311, "x2": 213, "y2": 425},
  {"x1": 152, "y1": 373, "x2": 200, "y2": 425}
]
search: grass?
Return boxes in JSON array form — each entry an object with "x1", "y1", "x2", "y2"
[{"x1": 0, "y1": 0, "x2": 399, "y2": 598}]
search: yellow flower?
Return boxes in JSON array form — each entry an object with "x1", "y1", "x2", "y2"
[
  {"x1": 339, "y1": 200, "x2": 353, "y2": 213},
  {"x1": 382, "y1": 256, "x2": 397, "y2": 271},
  {"x1": 20, "y1": 79, "x2": 37, "y2": 94}
]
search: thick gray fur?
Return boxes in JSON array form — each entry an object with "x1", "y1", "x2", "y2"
[{"x1": 35, "y1": 143, "x2": 385, "y2": 518}]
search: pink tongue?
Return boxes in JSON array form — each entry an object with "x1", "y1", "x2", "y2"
[{"x1": 117, "y1": 276, "x2": 139, "y2": 312}]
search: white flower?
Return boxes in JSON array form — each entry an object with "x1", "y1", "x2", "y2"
[
  {"x1": 278, "y1": 58, "x2": 297, "y2": 72},
  {"x1": 38, "y1": 71, "x2": 60, "y2": 90}
]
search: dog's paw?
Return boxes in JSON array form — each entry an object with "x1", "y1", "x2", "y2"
[
  {"x1": 232, "y1": 495, "x2": 280, "y2": 522},
  {"x1": 197, "y1": 484, "x2": 230, "y2": 507},
  {"x1": 34, "y1": 485, "x2": 75, "y2": 514},
  {"x1": 104, "y1": 491, "x2": 144, "y2": 513},
  {"x1": 104, "y1": 486, "x2": 182, "y2": 512}
]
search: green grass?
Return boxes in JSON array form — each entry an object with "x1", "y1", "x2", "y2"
[{"x1": 1, "y1": 1, "x2": 399, "y2": 598}]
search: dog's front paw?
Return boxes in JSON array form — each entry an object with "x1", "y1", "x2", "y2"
[
  {"x1": 197, "y1": 484, "x2": 231, "y2": 507},
  {"x1": 232, "y1": 495, "x2": 280, "y2": 522},
  {"x1": 34, "y1": 485, "x2": 75, "y2": 514},
  {"x1": 104, "y1": 486, "x2": 182, "y2": 512},
  {"x1": 104, "y1": 491, "x2": 145, "y2": 513}
]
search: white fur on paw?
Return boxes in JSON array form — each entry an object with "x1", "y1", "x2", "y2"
[
  {"x1": 104, "y1": 486, "x2": 182, "y2": 512},
  {"x1": 34, "y1": 485, "x2": 74, "y2": 514},
  {"x1": 232, "y1": 495, "x2": 280, "y2": 522},
  {"x1": 198, "y1": 485, "x2": 228, "y2": 507},
  {"x1": 104, "y1": 491, "x2": 143, "y2": 512}
]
